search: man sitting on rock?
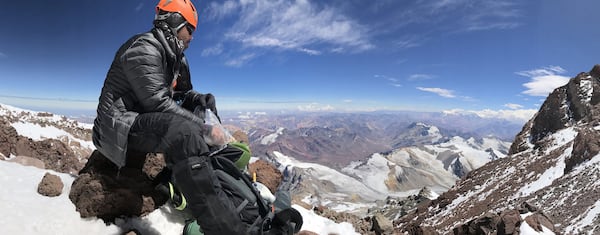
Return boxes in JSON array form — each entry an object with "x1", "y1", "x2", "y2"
[{"x1": 91, "y1": 0, "x2": 244, "y2": 234}]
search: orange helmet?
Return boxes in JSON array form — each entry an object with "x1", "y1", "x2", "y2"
[{"x1": 156, "y1": 0, "x2": 198, "y2": 29}]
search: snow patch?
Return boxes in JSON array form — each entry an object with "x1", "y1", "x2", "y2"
[
  {"x1": 10, "y1": 121, "x2": 94, "y2": 150},
  {"x1": 261, "y1": 127, "x2": 284, "y2": 145},
  {"x1": 516, "y1": 147, "x2": 569, "y2": 197}
]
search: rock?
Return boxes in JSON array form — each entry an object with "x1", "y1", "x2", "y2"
[
  {"x1": 38, "y1": 172, "x2": 63, "y2": 197},
  {"x1": 524, "y1": 213, "x2": 555, "y2": 233},
  {"x1": 453, "y1": 212, "x2": 499, "y2": 235},
  {"x1": 371, "y1": 213, "x2": 393, "y2": 235},
  {"x1": 498, "y1": 209, "x2": 521, "y2": 235},
  {"x1": 232, "y1": 130, "x2": 249, "y2": 144},
  {"x1": 248, "y1": 159, "x2": 283, "y2": 193},
  {"x1": 590, "y1": 64, "x2": 600, "y2": 79},
  {"x1": 68, "y1": 150, "x2": 168, "y2": 221},
  {"x1": 7, "y1": 155, "x2": 46, "y2": 169}
]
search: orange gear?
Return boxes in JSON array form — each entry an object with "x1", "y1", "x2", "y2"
[{"x1": 156, "y1": 0, "x2": 198, "y2": 29}]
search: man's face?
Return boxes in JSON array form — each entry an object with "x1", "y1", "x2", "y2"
[{"x1": 177, "y1": 24, "x2": 194, "y2": 50}]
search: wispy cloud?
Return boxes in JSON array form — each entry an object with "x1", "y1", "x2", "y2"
[
  {"x1": 444, "y1": 108, "x2": 536, "y2": 124},
  {"x1": 225, "y1": 53, "x2": 256, "y2": 67},
  {"x1": 375, "y1": 75, "x2": 402, "y2": 87},
  {"x1": 134, "y1": 3, "x2": 144, "y2": 12},
  {"x1": 0, "y1": 51, "x2": 6, "y2": 58},
  {"x1": 394, "y1": 36, "x2": 423, "y2": 49},
  {"x1": 205, "y1": 0, "x2": 373, "y2": 57},
  {"x1": 201, "y1": 43, "x2": 224, "y2": 57},
  {"x1": 417, "y1": 87, "x2": 455, "y2": 98},
  {"x1": 408, "y1": 74, "x2": 434, "y2": 81},
  {"x1": 504, "y1": 103, "x2": 523, "y2": 110},
  {"x1": 517, "y1": 66, "x2": 570, "y2": 97},
  {"x1": 297, "y1": 103, "x2": 335, "y2": 112},
  {"x1": 427, "y1": 0, "x2": 522, "y2": 32}
]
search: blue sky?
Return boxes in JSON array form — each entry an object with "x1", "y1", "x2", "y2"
[{"x1": 1, "y1": 0, "x2": 598, "y2": 122}]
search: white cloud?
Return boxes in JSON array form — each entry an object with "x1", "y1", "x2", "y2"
[
  {"x1": 375, "y1": 75, "x2": 402, "y2": 87},
  {"x1": 211, "y1": 0, "x2": 373, "y2": 56},
  {"x1": 444, "y1": 108, "x2": 537, "y2": 124},
  {"x1": 417, "y1": 87, "x2": 455, "y2": 98},
  {"x1": 395, "y1": 37, "x2": 422, "y2": 49},
  {"x1": 504, "y1": 103, "x2": 523, "y2": 110},
  {"x1": 516, "y1": 66, "x2": 566, "y2": 77},
  {"x1": 205, "y1": 0, "x2": 240, "y2": 20},
  {"x1": 297, "y1": 103, "x2": 335, "y2": 112},
  {"x1": 225, "y1": 53, "x2": 256, "y2": 67},
  {"x1": 408, "y1": 74, "x2": 434, "y2": 81},
  {"x1": 517, "y1": 66, "x2": 570, "y2": 97},
  {"x1": 201, "y1": 43, "x2": 224, "y2": 57},
  {"x1": 0, "y1": 52, "x2": 6, "y2": 58}
]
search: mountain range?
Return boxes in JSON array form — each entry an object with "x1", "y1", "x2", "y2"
[{"x1": 1, "y1": 65, "x2": 599, "y2": 234}]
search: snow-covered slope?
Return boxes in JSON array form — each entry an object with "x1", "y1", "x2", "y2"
[
  {"x1": 269, "y1": 135, "x2": 511, "y2": 215},
  {"x1": 0, "y1": 160, "x2": 359, "y2": 235},
  {"x1": 396, "y1": 65, "x2": 600, "y2": 234}
]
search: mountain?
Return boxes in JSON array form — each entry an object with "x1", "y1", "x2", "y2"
[
  {"x1": 227, "y1": 112, "x2": 521, "y2": 168},
  {"x1": 264, "y1": 127, "x2": 511, "y2": 217},
  {"x1": 396, "y1": 65, "x2": 600, "y2": 234}
]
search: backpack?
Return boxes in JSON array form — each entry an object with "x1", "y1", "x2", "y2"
[{"x1": 157, "y1": 143, "x2": 303, "y2": 235}]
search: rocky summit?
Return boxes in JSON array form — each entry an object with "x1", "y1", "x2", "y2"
[{"x1": 396, "y1": 65, "x2": 600, "y2": 234}]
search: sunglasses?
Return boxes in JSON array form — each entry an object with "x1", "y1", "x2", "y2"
[{"x1": 185, "y1": 24, "x2": 195, "y2": 35}]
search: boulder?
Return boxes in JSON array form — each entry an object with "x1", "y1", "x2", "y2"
[
  {"x1": 37, "y1": 172, "x2": 63, "y2": 197},
  {"x1": 371, "y1": 213, "x2": 394, "y2": 235},
  {"x1": 68, "y1": 150, "x2": 168, "y2": 221},
  {"x1": 248, "y1": 159, "x2": 283, "y2": 193}
]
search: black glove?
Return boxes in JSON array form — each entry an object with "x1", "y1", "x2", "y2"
[{"x1": 181, "y1": 91, "x2": 220, "y2": 123}]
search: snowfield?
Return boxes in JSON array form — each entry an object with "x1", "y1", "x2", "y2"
[{"x1": 0, "y1": 160, "x2": 360, "y2": 235}]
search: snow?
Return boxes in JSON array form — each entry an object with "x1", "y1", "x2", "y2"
[
  {"x1": 516, "y1": 146, "x2": 569, "y2": 197},
  {"x1": 0, "y1": 160, "x2": 359, "y2": 235},
  {"x1": 273, "y1": 151, "x2": 384, "y2": 201},
  {"x1": 292, "y1": 205, "x2": 360, "y2": 235},
  {"x1": 260, "y1": 127, "x2": 284, "y2": 145},
  {"x1": 10, "y1": 121, "x2": 95, "y2": 150},
  {"x1": 565, "y1": 193, "x2": 600, "y2": 234},
  {"x1": 341, "y1": 153, "x2": 393, "y2": 193},
  {"x1": 579, "y1": 77, "x2": 593, "y2": 103}
]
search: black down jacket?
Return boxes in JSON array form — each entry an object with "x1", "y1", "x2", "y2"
[{"x1": 92, "y1": 28, "x2": 207, "y2": 167}]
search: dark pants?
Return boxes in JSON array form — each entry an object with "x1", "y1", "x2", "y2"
[
  {"x1": 127, "y1": 112, "x2": 247, "y2": 234},
  {"x1": 127, "y1": 112, "x2": 210, "y2": 165}
]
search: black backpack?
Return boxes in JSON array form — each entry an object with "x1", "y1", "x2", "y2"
[{"x1": 157, "y1": 145, "x2": 303, "y2": 235}]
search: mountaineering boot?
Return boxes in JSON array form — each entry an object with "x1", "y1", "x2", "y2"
[{"x1": 171, "y1": 156, "x2": 248, "y2": 235}]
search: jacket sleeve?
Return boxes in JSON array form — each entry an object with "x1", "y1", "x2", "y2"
[{"x1": 120, "y1": 37, "x2": 211, "y2": 134}]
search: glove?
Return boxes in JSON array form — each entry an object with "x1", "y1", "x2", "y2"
[{"x1": 181, "y1": 91, "x2": 220, "y2": 123}]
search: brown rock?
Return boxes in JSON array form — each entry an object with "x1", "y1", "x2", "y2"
[
  {"x1": 524, "y1": 213, "x2": 555, "y2": 233},
  {"x1": 248, "y1": 159, "x2": 283, "y2": 193},
  {"x1": 590, "y1": 64, "x2": 600, "y2": 79},
  {"x1": 69, "y1": 150, "x2": 168, "y2": 221},
  {"x1": 371, "y1": 213, "x2": 393, "y2": 235},
  {"x1": 498, "y1": 209, "x2": 521, "y2": 235},
  {"x1": 38, "y1": 172, "x2": 64, "y2": 197},
  {"x1": 232, "y1": 130, "x2": 250, "y2": 144}
]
